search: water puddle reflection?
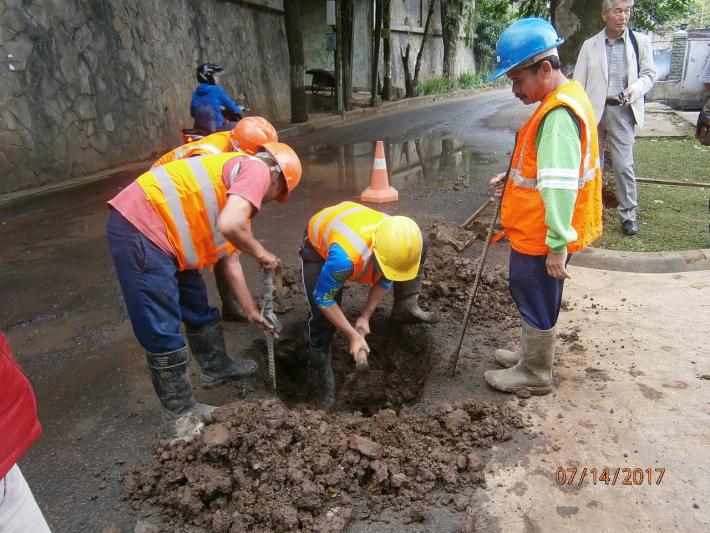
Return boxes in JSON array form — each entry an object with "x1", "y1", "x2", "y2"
[{"x1": 301, "y1": 137, "x2": 502, "y2": 198}]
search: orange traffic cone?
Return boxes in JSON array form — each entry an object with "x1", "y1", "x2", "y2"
[{"x1": 360, "y1": 140, "x2": 398, "y2": 203}]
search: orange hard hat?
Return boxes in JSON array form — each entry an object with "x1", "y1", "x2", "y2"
[
  {"x1": 230, "y1": 117, "x2": 278, "y2": 155},
  {"x1": 258, "y1": 142, "x2": 302, "y2": 203}
]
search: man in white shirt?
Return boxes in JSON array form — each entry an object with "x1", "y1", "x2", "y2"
[{"x1": 574, "y1": 0, "x2": 656, "y2": 236}]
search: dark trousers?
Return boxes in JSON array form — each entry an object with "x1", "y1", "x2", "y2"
[
  {"x1": 106, "y1": 209, "x2": 219, "y2": 353},
  {"x1": 299, "y1": 238, "x2": 343, "y2": 350},
  {"x1": 508, "y1": 248, "x2": 570, "y2": 331},
  {"x1": 299, "y1": 233, "x2": 430, "y2": 350}
]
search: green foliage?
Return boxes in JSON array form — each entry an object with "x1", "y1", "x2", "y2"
[
  {"x1": 517, "y1": 0, "x2": 552, "y2": 18},
  {"x1": 514, "y1": 0, "x2": 700, "y2": 32},
  {"x1": 473, "y1": 0, "x2": 516, "y2": 71},
  {"x1": 415, "y1": 71, "x2": 508, "y2": 96},
  {"x1": 416, "y1": 76, "x2": 454, "y2": 96},
  {"x1": 631, "y1": 0, "x2": 697, "y2": 31}
]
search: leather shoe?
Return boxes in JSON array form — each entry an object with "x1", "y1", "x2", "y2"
[{"x1": 622, "y1": 219, "x2": 639, "y2": 236}]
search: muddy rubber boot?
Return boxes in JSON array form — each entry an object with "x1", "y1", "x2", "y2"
[
  {"x1": 214, "y1": 268, "x2": 248, "y2": 322},
  {"x1": 308, "y1": 346, "x2": 335, "y2": 410},
  {"x1": 494, "y1": 321, "x2": 526, "y2": 368},
  {"x1": 146, "y1": 347, "x2": 215, "y2": 420},
  {"x1": 391, "y1": 274, "x2": 437, "y2": 324},
  {"x1": 186, "y1": 319, "x2": 257, "y2": 388},
  {"x1": 494, "y1": 346, "x2": 521, "y2": 368},
  {"x1": 484, "y1": 323, "x2": 556, "y2": 395}
]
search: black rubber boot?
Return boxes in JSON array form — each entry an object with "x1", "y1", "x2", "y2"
[
  {"x1": 391, "y1": 274, "x2": 437, "y2": 323},
  {"x1": 308, "y1": 346, "x2": 335, "y2": 410},
  {"x1": 146, "y1": 347, "x2": 214, "y2": 420},
  {"x1": 214, "y1": 268, "x2": 248, "y2": 322},
  {"x1": 186, "y1": 319, "x2": 257, "y2": 388}
]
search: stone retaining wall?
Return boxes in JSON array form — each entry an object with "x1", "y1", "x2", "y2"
[{"x1": 0, "y1": 0, "x2": 290, "y2": 193}]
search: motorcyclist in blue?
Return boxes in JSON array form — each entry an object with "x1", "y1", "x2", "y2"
[{"x1": 190, "y1": 63, "x2": 243, "y2": 132}]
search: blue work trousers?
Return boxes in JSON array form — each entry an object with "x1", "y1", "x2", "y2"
[
  {"x1": 508, "y1": 248, "x2": 570, "y2": 331},
  {"x1": 106, "y1": 209, "x2": 219, "y2": 353}
]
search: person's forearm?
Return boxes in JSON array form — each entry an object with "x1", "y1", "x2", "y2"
[
  {"x1": 320, "y1": 304, "x2": 359, "y2": 339},
  {"x1": 540, "y1": 188, "x2": 578, "y2": 253},
  {"x1": 360, "y1": 284, "x2": 388, "y2": 321},
  {"x1": 221, "y1": 223, "x2": 268, "y2": 260},
  {"x1": 217, "y1": 255, "x2": 258, "y2": 316}
]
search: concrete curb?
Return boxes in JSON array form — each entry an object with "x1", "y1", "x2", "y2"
[
  {"x1": 0, "y1": 159, "x2": 154, "y2": 208},
  {"x1": 570, "y1": 246, "x2": 710, "y2": 273}
]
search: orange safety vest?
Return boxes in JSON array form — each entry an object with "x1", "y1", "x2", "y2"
[
  {"x1": 137, "y1": 151, "x2": 251, "y2": 270},
  {"x1": 151, "y1": 131, "x2": 233, "y2": 169},
  {"x1": 307, "y1": 201, "x2": 388, "y2": 284},
  {"x1": 501, "y1": 80, "x2": 602, "y2": 255}
]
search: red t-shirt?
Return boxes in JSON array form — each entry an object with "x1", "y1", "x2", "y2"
[
  {"x1": 0, "y1": 332, "x2": 42, "y2": 480},
  {"x1": 108, "y1": 157, "x2": 271, "y2": 257}
]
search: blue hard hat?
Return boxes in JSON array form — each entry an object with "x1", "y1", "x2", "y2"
[{"x1": 487, "y1": 18, "x2": 564, "y2": 81}]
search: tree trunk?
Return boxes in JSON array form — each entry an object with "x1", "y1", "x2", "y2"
[
  {"x1": 441, "y1": 0, "x2": 464, "y2": 81},
  {"x1": 554, "y1": 0, "x2": 600, "y2": 74},
  {"x1": 340, "y1": 0, "x2": 354, "y2": 111},
  {"x1": 382, "y1": 0, "x2": 392, "y2": 100},
  {"x1": 401, "y1": 0, "x2": 435, "y2": 98},
  {"x1": 400, "y1": 43, "x2": 414, "y2": 97},
  {"x1": 371, "y1": 0, "x2": 383, "y2": 107},
  {"x1": 412, "y1": 0, "x2": 436, "y2": 91},
  {"x1": 283, "y1": 0, "x2": 308, "y2": 123}
]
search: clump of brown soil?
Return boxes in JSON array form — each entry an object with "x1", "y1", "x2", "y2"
[
  {"x1": 422, "y1": 223, "x2": 515, "y2": 322},
  {"x1": 123, "y1": 399, "x2": 525, "y2": 532}
]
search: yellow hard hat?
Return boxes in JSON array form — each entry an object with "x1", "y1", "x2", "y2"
[{"x1": 372, "y1": 216, "x2": 422, "y2": 282}]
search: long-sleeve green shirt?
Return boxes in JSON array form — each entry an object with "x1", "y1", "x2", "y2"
[{"x1": 536, "y1": 106, "x2": 582, "y2": 254}]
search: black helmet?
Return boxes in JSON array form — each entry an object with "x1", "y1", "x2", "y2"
[{"x1": 196, "y1": 63, "x2": 224, "y2": 84}]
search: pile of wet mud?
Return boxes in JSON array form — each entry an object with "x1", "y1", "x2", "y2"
[
  {"x1": 123, "y1": 399, "x2": 525, "y2": 532},
  {"x1": 421, "y1": 223, "x2": 515, "y2": 322}
]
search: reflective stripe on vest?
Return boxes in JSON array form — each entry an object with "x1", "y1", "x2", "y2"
[
  {"x1": 307, "y1": 201, "x2": 387, "y2": 284},
  {"x1": 183, "y1": 158, "x2": 228, "y2": 257},
  {"x1": 151, "y1": 131, "x2": 232, "y2": 169},
  {"x1": 138, "y1": 152, "x2": 250, "y2": 269},
  {"x1": 149, "y1": 165, "x2": 200, "y2": 267},
  {"x1": 176, "y1": 143, "x2": 223, "y2": 159}
]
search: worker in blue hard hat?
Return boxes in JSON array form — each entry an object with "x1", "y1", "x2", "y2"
[{"x1": 483, "y1": 18, "x2": 602, "y2": 396}]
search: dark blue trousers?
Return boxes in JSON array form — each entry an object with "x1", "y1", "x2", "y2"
[
  {"x1": 508, "y1": 248, "x2": 569, "y2": 331},
  {"x1": 106, "y1": 209, "x2": 219, "y2": 353}
]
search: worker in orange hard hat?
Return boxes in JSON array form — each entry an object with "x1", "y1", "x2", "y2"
[
  {"x1": 152, "y1": 117, "x2": 278, "y2": 168},
  {"x1": 107, "y1": 143, "x2": 302, "y2": 420},
  {"x1": 152, "y1": 116, "x2": 279, "y2": 323},
  {"x1": 300, "y1": 202, "x2": 436, "y2": 409}
]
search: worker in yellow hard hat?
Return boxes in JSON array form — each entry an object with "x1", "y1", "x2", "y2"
[{"x1": 300, "y1": 201, "x2": 435, "y2": 409}]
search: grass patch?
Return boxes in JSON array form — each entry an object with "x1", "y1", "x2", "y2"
[
  {"x1": 415, "y1": 71, "x2": 508, "y2": 96},
  {"x1": 594, "y1": 137, "x2": 710, "y2": 252}
]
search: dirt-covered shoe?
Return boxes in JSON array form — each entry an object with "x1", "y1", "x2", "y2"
[
  {"x1": 494, "y1": 347, "x2": 521, "y2": 368},
  {"x1": 186, "y1": 319, "x2": 257, "y2": 388},
  {"x1": 214, "y1": 268, "x2": 248, "y2": 322},
  {"x1": 308, "y1": 346, "x2": 335, "y2": 410},
  {"x1": 146, "y1": 346, "x2": 216, "y2": 418},
  {"x1": 485, "y1": 324, "x2": 556, "y2": 395},
  {"x1": 391, "y1": 274, "x2": 437, "y2": 323}
]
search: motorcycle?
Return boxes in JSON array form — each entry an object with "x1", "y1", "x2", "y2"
[{"x1": 181, "y1": 94, "x2": 249, "y2": 143}]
